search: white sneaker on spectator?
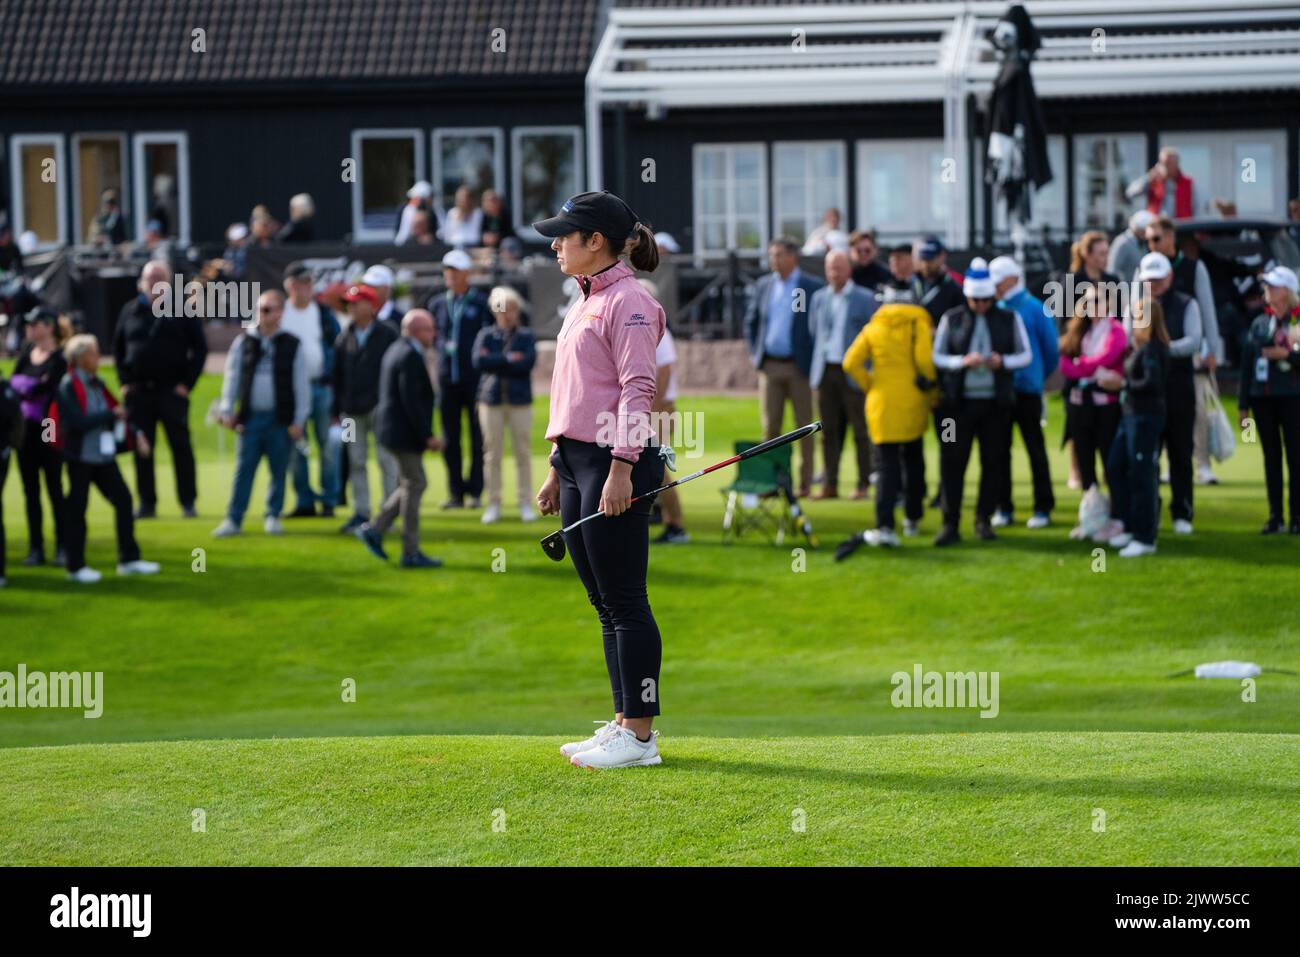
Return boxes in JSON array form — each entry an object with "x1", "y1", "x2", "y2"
[
  {"x1": 903, "y1": 519, "x2": 919, "y2": 538},
  {"x1": 865, "y1": 528, "x2": 900, "y2": 548},
  {"x1": 118, "y1": 559, "x2": 160, "y2": 576},
  {"x1": 570, "y1": 725, "x2": 661, "y2": 769},
  {"x1": 481, "y1": 504, "x2": 501, "y2": 524},
  {"x1": 1172, "y1": 519, "x2": 1193, "y2": 535},
  {"x1": 1196, "y1": 466, "x2": 1219, "y2": 485},
  {"x1": 991, "y1": 511, "x2": 1012, "y2": 528},
  {"x1": 519, "y1": 505, "x2": 537, "y2": 523},
  {"x1": 1119, "y1": 540, "x2": 1157, "y2": 558},
  {"x1": 1026, "y1": 512, "x2": 1050, "y2": 530},
  {"x1": 212, "y1": 519, "x2": 241, "y2": 538},
  {"x1": 1108, "y1": 532, "x2": 1134, "y2": 548},
  {"x1": 560, "y1": 719, "x2": 620, "y2": 758},
  {"x1": 264, "y1": 516, "x2": 284, "y2": 535},
  {"x1": 67, "y1": 567, "x2": 102, "y2": 584}
]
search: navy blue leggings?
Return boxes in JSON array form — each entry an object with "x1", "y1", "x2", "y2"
[{"x1": 551, "y1": 437, "x2": 662, "y2": 718}]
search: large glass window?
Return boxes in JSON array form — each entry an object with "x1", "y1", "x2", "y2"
[
  {"x1": 8, "y1": 134, "x2": 67, "y2": 249},
  {"x1": 855, "y1": 139, "x2": 953, "y2": 241},
  {"x1": 73, "y1": 133, "x2": 126, "y2": 244},
  {"x1": 1159, "y1": 130, "x2": 1286, "y2": 217},
  {"x1": 511, "y1": 126, "x2": 583, "y2": 238},
  {"x1": 132, "y1": 132, "x2": 190, "y2": 243},
  {"x1": 693, "y1": 143, "x2": 768, "y2": 259},
  {"x1": 432, "y1": 128, "x2": 502, "y2": 211},
  {"x1": 350, "y1": 129, "x2": 422, "y2": 242},
  {"x1": 772, "y1": 142, "x2": 846, "y2": 244},
  {"x1": 1074, "y1": 133, "x2": 1145, "y2": 234}
]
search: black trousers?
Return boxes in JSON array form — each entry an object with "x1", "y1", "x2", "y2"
[
  {"x1": 1252, "y1": 394, "x2": 1300, "y2": 522},
  {"x1": 18, "y1": 424, "x2": 66, "y2": 553},
  {"x1": 0, "y1": 449, "x2": 9, "y2": 578},
  {"x1": 999, "y1": 391, "x2": 1055, "y2": 516},
  {"x1": 1162, "y1": 378, "x2": 1196, "y2": 522},
  {"x1": 439, "y1": 380, "x2": 484, "y2": 499},
  {"x1": 939, "y1": 398, "x2": 1011, "y2": 529},
  {"x1": 876, "y1": 439, "x2": 925, "y2": 530},
  {"x1": 1067, "y1": 399, "x2": 1121, "y2": 494},
  {"x1": 65, "y1": 459, "x2": 141, "y2": 572},
  {"x1": 126, "y1": 387, "x2": 197, "y2": 508},
  {"x1": 1107, "y1": 412, "x2": 1164, "y2": 546},
  {"x1": 551, "y1": 436, "x2": 662, "y2": 719}
]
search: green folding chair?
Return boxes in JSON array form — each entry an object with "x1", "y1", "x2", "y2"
[{"x1": 720, "y1": 440, "x2": 793, "y2": 545}]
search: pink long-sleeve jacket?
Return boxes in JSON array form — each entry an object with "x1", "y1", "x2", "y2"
[
  {"x1": 1059, "y1": 317, "x2": 1127, "y2": 406},
  {"x1": 545, "y1": 260, "x2": 665, "y2": 462}
]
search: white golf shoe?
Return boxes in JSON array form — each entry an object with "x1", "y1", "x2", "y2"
[
  {"x1": 481, "y1": 504, "x2": 502, "y2": 524},
  {"x1": 560, "y1": 719, "x2": 621, "y2": 758},
  {"x1": 570, "y1": 725, "x2": 661, "y2": 769},
  {"x1": 117, "y1": 560, "x2": 160, "y2": 576},
  {"x1": 1119, "y1": 540, "x2": 1157, "y2": 558},
  {"x1": 990, "y1": 510, "x2": 1012, "y2": 529},
  {"x1": 264, "y1": 516, "x2": 285, "y2": 535},
  {"x1": 67, "y1": 567, "x2": 102, "y2": 584},
  {"x1": 212, "y1": 519, "x2": 241, "y2": 538},
  {"x1": 1172, "y1": 519, "x2": 1193, "y2": 535},
  {"x1": 865, "y1": 528, "x2": 900, "y2": 548},
  {"x1": 519, "y1": 505, "x2": 538, "y2": 523}
]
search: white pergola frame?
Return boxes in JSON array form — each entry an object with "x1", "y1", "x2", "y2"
[{"x1": 586, "y1": 0, "x2": 1300, "y2": 249}]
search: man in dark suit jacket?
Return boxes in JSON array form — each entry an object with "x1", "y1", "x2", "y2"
[
  {"x1": 742, "y1": 236, "x2": 825, "y2": 495},
  {"x1": 358, "y1": 309, "x2": 443, "y2": 569},
  {"x1": 810, "y1": 249, "x2": 879, "y2": 498},
  {"x1": 428, "y1": 249, "x2": 490, "y2": 508}
]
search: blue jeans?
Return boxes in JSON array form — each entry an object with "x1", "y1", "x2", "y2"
[
  {"x1": 1107, "y1": 412, "x2": 1164, "y2": 545},
  {"x1": 290, "y1": 383, "x2": 341, "y2": 508},
  {"x1": 227, "y1": 411, "x2": 291, "y2": 526}
]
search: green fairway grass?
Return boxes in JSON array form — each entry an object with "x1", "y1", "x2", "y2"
[
  {"x1": 1, "y1": 368, "x2": 1296, "y2": 864},
  {"x1": 1, "y1": 732, "x2": 1295, "y2": 866}
]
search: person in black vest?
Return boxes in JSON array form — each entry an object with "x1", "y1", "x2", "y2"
[
  {"x1": 1131, "y1": 252, "x2": 1202, "y2": 535},
  {"x1": 930, "y1": 258, "x2": 1033, "y2": 546},
  {"x1": 333, "y1": 283, "x2": 400, "y2": 533},
  {"x1": 1239, "y1": 266, "x2": 1300, "y2": 534},
  {"x1": 211, "y1": 290, "x2": 309, "y2": 537},
  {"x1": 429, "y1": 249, "x2": 490, "y2": 509},
  {"x1": 357, "y1": 309, "x2": 444, "y2": 568},
  {"x1": 112, "y1": 260, "x2": 207, "y2": 518}
]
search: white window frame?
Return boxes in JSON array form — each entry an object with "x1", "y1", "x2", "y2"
[
  {"x1": 132, "y1": 131, "x2": 191, "y2": 245},
  {"x1": 771, "y1": 140, "x2": 847, "y2": 246},
  {"x1": 71, "y1": 131, "x2": 129, "y2": 245},
  {"x1": 510, "y1": 125, "x2": 584, "y2": 241},
  {"x1": 692, "y1": 142, "x2": 770, "y2": 262},
  {"x1": 431, "y1": 127, "x2": 504, "y2": 208},
  {"x1": 1160, "y1": 129, "x2": 1287, "y2": 218},
  {"x1": 855, "y1": 138, "x2": 952, "y2": 243},
  {"x1": 8, "y1": 133, "x2": 68, "y2": 250},
  {"x1": 1071, "y1": 132, "x2": 1147, "y2": 235},
  {"x1": 350, "y1": 128, "x2": 424, "y2": 243}
]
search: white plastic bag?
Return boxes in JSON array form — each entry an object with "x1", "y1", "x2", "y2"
[{"x1": 1206, "y1": 382, "x2": 1235, "y2": 462}]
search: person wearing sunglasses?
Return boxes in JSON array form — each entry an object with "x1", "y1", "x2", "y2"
[{"x1": 930, "y1": 258, "x2": 1033, "y2": 546}]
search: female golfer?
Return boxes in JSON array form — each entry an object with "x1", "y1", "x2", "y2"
[{"x1": 533, "y1": 190, "x2": 666, "y2": 769}]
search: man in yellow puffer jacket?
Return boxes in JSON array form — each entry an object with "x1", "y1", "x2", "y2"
[{"x1": 840, "y1": 282, "x2": 938, "y2": 546}]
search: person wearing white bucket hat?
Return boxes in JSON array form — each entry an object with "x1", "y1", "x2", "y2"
[
  {"x1": 1239, "y1": 264, "x2": 1300, "y2": 534},
  {"x1": 930, "y1": 257, "x2": 1033, "y2": 546}
]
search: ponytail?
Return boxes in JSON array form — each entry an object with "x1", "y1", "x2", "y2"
[
  {"x1": 624, "y1": 222, "x2": 660, "y2": 273},
  {"x1": 54, "y1": 315, "x2": 74, "y2": 345}
]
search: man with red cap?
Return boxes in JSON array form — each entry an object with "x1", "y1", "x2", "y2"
[{"x1": 332, "y1": 282, "x2": 399, "y2": 533}]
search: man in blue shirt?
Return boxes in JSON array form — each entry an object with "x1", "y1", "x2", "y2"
[
  {"x1": 743, "y1": 237, "x2": 824, "y2": 495},
  {"x1": 989, "y1": 256, "x2": 1058, "y2": 529}
]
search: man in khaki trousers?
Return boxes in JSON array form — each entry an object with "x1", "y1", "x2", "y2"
[{"x1": 744, "y1": 237, "x2": 824, "y2": 495}]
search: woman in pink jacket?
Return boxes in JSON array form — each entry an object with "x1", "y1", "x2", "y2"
[
  {"x1": 1059, "y1": 285, "x2": 1128, "y2": 493},
  {"x1": 532, "y1": 190, "x2": 667, "y2": 770}
]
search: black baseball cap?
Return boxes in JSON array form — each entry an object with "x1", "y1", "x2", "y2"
[
  {"x1": 283, "y1": 261, "x2": 311, "y2": 281},
  {"x1": 533, "y1": 190, "x2": 639, "y2": 240}
]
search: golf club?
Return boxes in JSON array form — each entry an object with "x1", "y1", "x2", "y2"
[{"x1": 540, "y1": 421, "x2": 823, "y2": 560}]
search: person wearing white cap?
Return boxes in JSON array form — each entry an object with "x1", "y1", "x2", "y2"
[
  {"x1": 988, "y1": 255, "x2": 1057, "y2": 529},
  {"x1": 1238, "y1": 265, "x2": 1300, "y2": 534},
  {"x1": 653, "y1": 232, "x2": 680, "y2": 255},
  {"x1": 1107, "y1": 210, "x2": 1153, "y2": 284},
  {"x1": 930, "y1": 257, "x2": 1033, "y2": 546},
  {"x1": 361, "y1": 264, "x2": 401, "y2": 332},
  {"x1": 395, "y1": 181, "x2": 434, "y2": 245},
  {"x1": 1129, "y1": 250, "x2": 1201, "y2": 534},
  {"x1": 430, "y1": 248, "x2": 490, "y2": 508}
]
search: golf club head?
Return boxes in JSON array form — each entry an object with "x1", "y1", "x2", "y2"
[
  {"x1": 834, "y1": 533, "x2": 865, "y2": 562},
  {"x1": 540, "y1": 530, "x2": 567, "y2": 561}
]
